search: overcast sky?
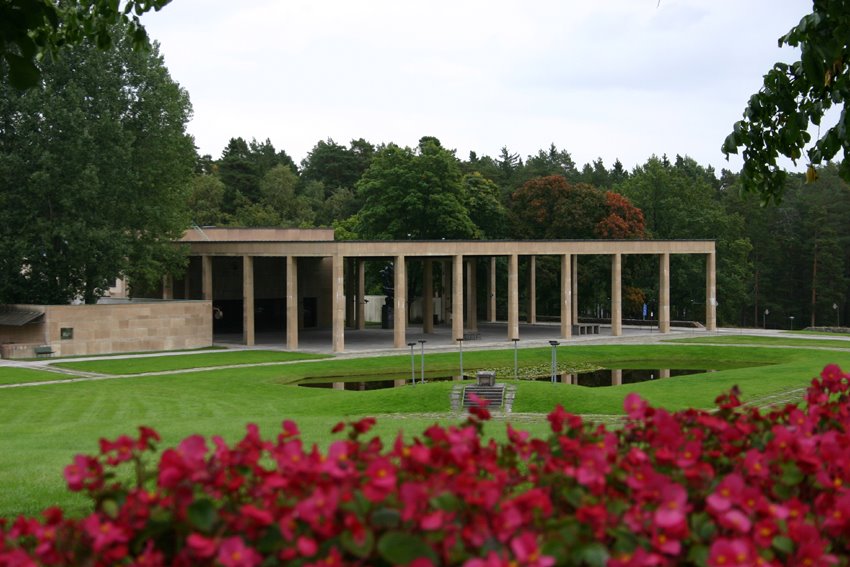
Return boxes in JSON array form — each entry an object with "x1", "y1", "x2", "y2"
[{"x1": 144, "y1": 0, "x2": 811, "y2": 174}]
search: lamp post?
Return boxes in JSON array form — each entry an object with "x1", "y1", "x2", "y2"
[
  {"x1": 456, "y1": 338, "x2": 464, "y2": 379},
  {"x1": 408, "y1": 342, "x2": 416, "y2": 385},
  {"x1": 789, "y1": 316, "x2": 795, "y2": 330},
  {"x1": 512, "y1": 338, "x2": 520, "y2": 380},
  {"x1": 418, "y1": 339, "x2": 427, "y2": 384},
  {"x1": 834, "y1": 303, "x2": 839, "y2": 327},
  {"x1": 549, "y1": 340, "x2": 559, "y2": 383},
  {"x1": 763, "y1": 308, "x2": 769, "y2": 329}
]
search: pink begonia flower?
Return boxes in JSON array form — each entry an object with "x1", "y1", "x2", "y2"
[
  {"x1": 186, "y1": 533, "x2": 217, "y2": 558},
  {"x1": 63, "y1": 454, "x2": 102, "y2": 491},
  {"x1": 99, "y1": 434, "x2": 136, "y2": 465},
  {"x1": 81, "y1": 516, "x2": 128, "y2": 553},
  {"x1": 510, "y1": 532, "x2": 555, "y2": 567},
  {"x1": 364, "y1": 457, "x2": 397, "y2": 501},
  {"x1": 652, "y1": 530, "x2": 681, "y2": 556},
  {"x1": 624, "y1": 392, "x2": 649, "y2": 419},
  {"x1": 420, "y1": 510, "x2": 446, "y2": 531},
  {"x1": 707, "y1": 538, "x2": 753, "y2": 567},
  {"x1": 707, "y1": 473, "x2": 745, "y2": 513},
  {"x1": 718, "y1": 508, "x2": 752, "y2": 534},
  {"x1": 217, "y1": 536, "x2": 261, "y2": 567},
  {"x1": 654, "y1": 483, "x2": 688, "y2": 529},
  {"x1": 463, "y1": 552, "x2": 511, "y2": 567},
  {"x1": 296, "y1": 536, "x2": 317, "y2": 557}
]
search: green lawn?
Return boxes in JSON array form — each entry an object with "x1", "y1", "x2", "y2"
[
  {"x1": 0, "y1": 367, "x2": 70, "y2": 386},
  {"x1": 1, "y1": 343, "x2": 848, "y2": 518},
  {"x1": 788, "y1": 330, "x2": 850, "y2": 337},
  {"x1": 666, "y1": 335, "x2": 850, "y2": 349},
  {"x1": 52, "y1": 350, "x2": 330, "y2": 375}
]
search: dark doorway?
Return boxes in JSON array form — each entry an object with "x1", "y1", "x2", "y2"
[{"x1": 303, "y1": 297, "x2": 318, "y2": 328}]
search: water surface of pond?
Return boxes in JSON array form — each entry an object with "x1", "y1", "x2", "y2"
[{"x1": 298, "y1": 368, "x2": 712, "y2": 390}]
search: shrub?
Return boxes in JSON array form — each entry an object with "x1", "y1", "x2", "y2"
[{"x1": 3, "y1": 366, "x2": 850, "y2": 566}]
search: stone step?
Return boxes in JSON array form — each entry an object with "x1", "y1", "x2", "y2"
[{"x1": 462, "y1": 385, "x2": 505, "y2": 408}]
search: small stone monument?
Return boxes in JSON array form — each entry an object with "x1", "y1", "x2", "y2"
[{"x1": 476, "y1": 370, "x2": 496, "y2": 387}]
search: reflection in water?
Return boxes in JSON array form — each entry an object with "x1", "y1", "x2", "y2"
[
  {"x1": 542, "y1": 368, "x2": 708, "y2": 387},
  {"x1": 299, "y1": 369, "x2": 711, "y2": 390}
]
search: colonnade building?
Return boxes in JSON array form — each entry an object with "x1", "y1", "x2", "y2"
[{"x1": 167, "y1": 228, "x2": 716, "y2": 352}]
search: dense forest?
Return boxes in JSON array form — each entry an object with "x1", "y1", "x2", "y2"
[{"x1": 185, "y1": 135, "x2": 850, "y2": 330}]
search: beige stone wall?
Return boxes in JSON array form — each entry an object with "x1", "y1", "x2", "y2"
[{"x1": 0, "y1": 301, "x2": 212, "y2": 358}]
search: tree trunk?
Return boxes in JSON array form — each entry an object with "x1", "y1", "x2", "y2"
[{"x1": 811, "y1": 241, "x2": 818, "y2": 327}]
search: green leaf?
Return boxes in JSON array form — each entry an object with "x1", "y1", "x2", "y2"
[
  {"x1": 578, "y1": 543, "x2": 609, "y2": 567},
  {"x1": 722, "y1": 133, "x2": 739, "y2": 156},
  {"x1": 255, "y1": 525, "x2": 284, "y2": 554},
  {"x1": 541, "y1": 539, "x2": 569, "y2": 564},
  {"x1": 687, "y1": 544, "x2": 709, "y2": 566},
  {"x1": 5, "y1": 53, "x2": 41, "y2": 89},
  {"x1": 377, "y1": 532, "x2": 438, "y2": 565},
  {"x1": 100, "y1": 498, "x2": 120, "y2": 518},
  {"x1": 772, "y1": 535, "x2": 794, "y2": 555},
  {"x1": 341, "y1": 529, "x2": 375, "y2": 559},
  {"x1": 689, "y1": 512, "x2": 717, "y2": 541},
  {"x1": 187, "y1": 499, "x2": 217, "y2": 533},
  {"x1": 430, "y1": 492, "x2": 462, "y2": 512},
  {"x1": 780, "y1": 462, "x2": 803, "y2": 486},
  {"x1": 370, "y1": 507, "x2": 401, "y2": 529}
]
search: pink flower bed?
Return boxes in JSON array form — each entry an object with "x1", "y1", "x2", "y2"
[{"x1": 3, "y1": 365, "x2": 850, "y2": 566}]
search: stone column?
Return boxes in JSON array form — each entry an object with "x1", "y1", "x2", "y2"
[
  {"x1": 201, "y1": 255, "x2": 213, "y2": 301},
  {"x1": 423, "y1": 259, "x2": 434, "y2": 333},
  {"x1": 452, "y1": 255, "x2": 464, "y2": 340},
  {"x1": 332, "y1": 254, "x2": 345, "y2": 353},
  {"x1": 706, "y1": 251, "x2": 717, "y2": 331},
  {"x1": 356, "y1": 259, "x2": 366, "y2": 331},
  {"x1": 488, "y1": 257, "x2": 497, "y2": 322},
  {"x1": 394, "y1": 255, "x2": 407, "y2": 348},
  {"x1": 242, "y1": 255, "x2": 255, "y2": 346},
  {"x1": 659, "y1": 253, "x2": 671, "y2": 333},
  {"x1": 528, "y1": 255, "x2": 537, "y2": 324},
  {"x1": 286, "y1": 256, "x2": 298, "y2": 350},
  {"x1": 345, "y1": 258, "x2": 355, "y2": 329},
  {"x1": 571, "y1": 255, "x2": 579, "y2": 322},
  {"x1": 611, "y1": 253, "x2": 622, "y2": 336},
  {"x1": 162, "y1": 275, "x2": 173, "y2": 300},
  {"x1": 508, "y1": 253, "x2": 519, "y2": 340},
  {"x1": 466, "y1": 258, "x2": 477, "y2": 332},
  {"x1": 560, "y1": 253, "x2": 572, "y2": 338},
  {"x1": 612, "y1": 369, "x2": 623, "y2": 386},
  {"x1": 659, "y1": 369, "x2": 671, "y2": 379}
]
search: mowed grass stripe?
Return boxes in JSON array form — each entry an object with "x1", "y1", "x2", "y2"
[
  {"x1": 51, "y1": 350, "x2": 330, "y2": 375},
  {"x1": 0, "y1": 367, "x2": 70, "y2": 386},
  {"x1": 666, "y1": 335, "x2": 850, "y2": 349}
]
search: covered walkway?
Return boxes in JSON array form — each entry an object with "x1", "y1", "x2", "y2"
[{"x1": 169, "y1": 228, "x2": 717, "y2": 353}]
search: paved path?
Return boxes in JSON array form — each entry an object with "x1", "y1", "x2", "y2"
[{"x1": 2, "y1": 326, "x2": 849, "y2": 390}]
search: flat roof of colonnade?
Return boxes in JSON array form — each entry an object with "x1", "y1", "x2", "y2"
[{"x1": 181, "y1": 238, "x2": 715, "y2": 258}]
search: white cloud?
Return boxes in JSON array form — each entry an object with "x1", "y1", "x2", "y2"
[{"x1": 145, "y1": 0, "x2": 813, "y2": 173}]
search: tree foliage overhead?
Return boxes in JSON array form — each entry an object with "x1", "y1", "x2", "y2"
[
  {"x1": 355, "y1": 137, "x2": 478, "y2": 240},
  {"x1": 510, "y1": 175, "x2": 645, "y2": 240},
  {"x1": 0, "y1": 26, "x2": 195, "y2": 304},
  {"x1": 300, "y1": 138, "x2": 375, "y2": 198},
  {"x1": 723, "y1": 0, "x2": 850, "y2": 203},
  {"x1": 1, "y1": 0, "x2": 172, "y2": 89}
]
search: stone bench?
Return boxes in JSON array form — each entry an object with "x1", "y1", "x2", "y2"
[
  {"x1": 34, "y1": 345, "x2": 54, "y2": 357},
  {"x1": 572, "y1": 324, "x2": 600, "y2": 336}
]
